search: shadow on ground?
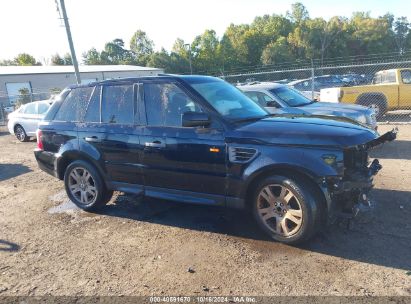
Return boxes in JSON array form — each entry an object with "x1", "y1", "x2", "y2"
[
  {"x1": 0, "y1": 240, "x2": 20, "y2": 252},
  {"x1": 0, "y1": 163, "x2": 32, "y2": 182},
  {"x1": 91, "y1": 187, "x2": 411, "y2": 272},
  {"x1": 378, "y1": 111, "x2": 411, "y2": 123},
  {"x1": 370, "y1": 140, "x2": 411, "y2": 160}
]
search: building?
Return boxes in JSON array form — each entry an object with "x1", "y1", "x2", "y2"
[{"x1": 0, "y1": 65, "x2": 164, "y2": 106}]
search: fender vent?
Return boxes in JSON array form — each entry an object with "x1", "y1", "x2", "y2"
[{"x1": 229, "y1": 147, "x2": 257, "y2": 163}]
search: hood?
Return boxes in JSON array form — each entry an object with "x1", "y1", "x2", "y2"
[
  {"x1": 230, "y1": 115, "x2": 378, "y2": 148},
  {"x1": 304, "y1": 102, "x2": 370, "y2": 113},
  {"x1": 266, "y1": 102, "x2": 371, "y2": 117}
]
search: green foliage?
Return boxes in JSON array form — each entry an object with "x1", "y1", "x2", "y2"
[
  {"x1": 14, "y1": 53, "x2": 40, "y2": 66},
  {"x1": 130, "y1": 30, "x2": 154, "y2": 65},
  {"x1": 51, "y1": 53, "x2": 73, "y2": 65},
  {"x1": 75, "y1": 3, "x2": 411, "y2": 74},
  {"x1": 15, "y1": 88, "x2": 32, "y2": 108}
]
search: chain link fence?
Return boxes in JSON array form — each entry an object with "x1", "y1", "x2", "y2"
[{"x1": 222, "y1": 56, "x2": 411, "y2": 123}]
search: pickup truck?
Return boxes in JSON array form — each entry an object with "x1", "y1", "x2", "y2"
[{"x1": 320, "y1": 69, "x2": 411, "y2": 117}]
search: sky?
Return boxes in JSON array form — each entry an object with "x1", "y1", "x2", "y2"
[{"x1": 1, "y1": 0, "x2": 411, "y2": 63}]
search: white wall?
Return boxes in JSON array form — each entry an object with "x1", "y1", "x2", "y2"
[{"x1": 0, "y1": 69, "x2": 164, "y2": 105}]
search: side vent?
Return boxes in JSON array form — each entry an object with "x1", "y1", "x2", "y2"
[{"x1": 229, "y1": 147, "x2": 257, "y2": 163}]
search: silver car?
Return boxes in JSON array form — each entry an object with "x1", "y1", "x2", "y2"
[
  {"x1": 238, "y1": 82, "x2": 377, "y2": 129},
  {"x1": 7, "y1": 100, "x2": 52, "y2": 142}
]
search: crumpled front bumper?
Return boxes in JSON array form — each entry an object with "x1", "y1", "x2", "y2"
[{"x1": 323, "y1": 129, "x2": 397, "y2": 220}]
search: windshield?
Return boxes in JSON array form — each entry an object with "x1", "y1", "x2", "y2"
[
  {"x1": 187, "y1": 78, "x2": 268, "y2": 121},
  {"x1": 269, "y1": 86, "x2": 312, "y2": 107}
]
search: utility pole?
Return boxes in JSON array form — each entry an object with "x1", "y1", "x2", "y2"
[
  {"x1": 184, "y1": 43, "x2": 193, "y2": 75},
  {"x1": 58, "y1": 0, "x2": 81, "y2": 84},
  {"x1": 311, "y1": 59, "x2": 315, "y2": 101}
]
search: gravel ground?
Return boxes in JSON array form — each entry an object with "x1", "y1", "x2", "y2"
[{"x1": 0, "y1": 124, "x2": 410, "y2": 297}]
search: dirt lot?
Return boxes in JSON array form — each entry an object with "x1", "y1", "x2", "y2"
[{"x1": 0, "y1": 124, "x2": 410, "y2": 297}]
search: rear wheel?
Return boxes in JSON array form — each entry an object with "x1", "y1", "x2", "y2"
[
  {"x1": 252, "y1": 175, "x2": 322, "y2": 244},
  {"x1": 14, "y1": 125, "x2": 28, "y2": 142},
  {"x1": 64, "y1": 160, "x2": 113, "y2": 211}
]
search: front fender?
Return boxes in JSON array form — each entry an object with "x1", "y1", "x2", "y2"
[{"x1": 226, "y1": 145, "x2": 343, "y2": 199}]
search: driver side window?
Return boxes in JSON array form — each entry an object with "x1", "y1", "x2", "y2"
[{"x1": 144, "y1": 83, "x2": 203, "y2": 127}]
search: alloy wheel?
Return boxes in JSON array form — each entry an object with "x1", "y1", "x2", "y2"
[
  {"x1": 256, "y1": 184, "x2": 303, "y2": 237},
  {"x1": 68, "y1": 167, "x2": 98, "y2": 205}
]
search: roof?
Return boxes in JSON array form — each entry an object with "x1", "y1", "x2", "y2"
[
  {"x1": 67, "y1": 74, "x2": 220, "y2": 89},
  {"x1": 0, "y1": 65, "x2": 163, "y2": 76}
]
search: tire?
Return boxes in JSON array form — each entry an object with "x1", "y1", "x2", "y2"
[
  {"x1": 357, "y1": 95, "x2": 387, "y2": 119},
  {"x1": 251, "y1": 175, "x2": 323, "y2": 244},
  {"x1": 64, "y1": 160, "x2": 113, "y2": 211},
  {"x1": 14, "y1": 125, "x2": 29, "y2": 142}
]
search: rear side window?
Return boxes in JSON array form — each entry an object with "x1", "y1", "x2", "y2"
[
  {"x1": 38, "y1": 102, "x2": 50, "y2": 114},
  {"x1": 23, "y1": 103, "x2": 37, "y2": 114},
  {"x1": 382, "y1": 71, "x2": 396, "y2": 83},
  {"x1": 54, "y1": 87, "x2": 93, "y2": 122},
  {"x1": 101, "y1": 85, "x2": 134, "y2": 124},
  {"x1": 84, "y1": 86, "x2": 101, "y2": 122}
]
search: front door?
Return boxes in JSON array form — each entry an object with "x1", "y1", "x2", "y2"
[{"x1": 140, "y1": 80, "x2": 227, "y2": 205}]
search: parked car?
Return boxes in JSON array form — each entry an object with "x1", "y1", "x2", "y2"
[
  {"x1": 35, "y1": 76, "x2": 396, "y2": 244},
  {"x1": 320, "y1": 69, "x2": 411, "y2": 118},
  {"x1": 238, "y1": 82, "x2": 377, "y2": 129},
  {"x1": 336, "y1": 73, "x2": 368, "y2": 86},
  {"x1": 7, "y1": 100, "x2": 52, "y2": 142},
  {"x1": 288, "y1": 75, "x2": 347, "y2": 100}
]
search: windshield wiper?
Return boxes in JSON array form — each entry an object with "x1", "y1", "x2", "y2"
[{"x1": 232, "y1": 114, "x2": 274, "y2": 124}]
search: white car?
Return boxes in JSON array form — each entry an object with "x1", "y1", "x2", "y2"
[{"x1": 7, "y1": 100, "x2": 52, "y2": 142}]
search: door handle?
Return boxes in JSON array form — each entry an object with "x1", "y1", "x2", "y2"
[
  {"x1": 85, "y1": 136, "x2": 101, "y2": 143},
  {"x1": 145, "y1": 141, "x2": 166, "y2": 148}
]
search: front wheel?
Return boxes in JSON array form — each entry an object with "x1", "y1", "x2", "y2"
[
  {"x1": 64, "y1": 160, "x2": 113, "y2": 211},
  {"x1": 252, "y1": 175, "x2": 323, "y2": 244}
]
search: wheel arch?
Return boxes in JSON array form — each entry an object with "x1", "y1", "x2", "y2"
[
  {"x1": 356, "y1": 92, "x2": 387, "y2": 106},
  {"x1": 243, "y1": 165, "x2": 327, "y2": 215},
  {"x1": 56, "y1": 150, "x2": 107, "y2": 184}
]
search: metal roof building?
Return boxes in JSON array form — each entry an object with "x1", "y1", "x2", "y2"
[{"x1": 0, "y1": 65, "x2": 164, "y2": 106}]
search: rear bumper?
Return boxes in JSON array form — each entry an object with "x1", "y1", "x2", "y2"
[{"x1": 34, "y1": 149, "x2": 59, "y2": 179}]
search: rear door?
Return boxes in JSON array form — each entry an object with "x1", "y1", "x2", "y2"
[
  {"x1": 78, "y1": 83, "x2": 144, "y2": 193},
  {"x1": 140, "y1": 80, "x2": 227, "y2": 204},
  {"x1": 20, "y1": 102, "x2": 39, "y2": 135}
]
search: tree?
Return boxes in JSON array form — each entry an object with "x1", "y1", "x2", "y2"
[
  {"x1": 261, "y1": 37, "x2": 295, "y2": 65},
  {"x1": 287, "y1": 2, "x2": 309, "y2": 25},
  {"x1": 130, "y1": 30, "x2": 154, "y2": 65},
  {"x1": 191, "y1": 29, "x2": 221, "y2": 73},
  {"x1": 15, "y1": 88, "x2": 32, "y2": 108},
  {"x1": 393, "y1": 17, "x2": 410, "y2": 54},
  {"x1": 51, "y1": 54, "x2": 64, "y2": 65},
  {"x1": 14, "y1": 53, "x2": 40, "y2": 66},
  {"x1": 63, "y1": 53, "x2": 73, "y2": 65},
  {"x1": 83, "y1": 48, "x2": 105, "y2": 65}
]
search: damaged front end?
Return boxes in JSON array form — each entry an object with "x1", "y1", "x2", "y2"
[{"x1": 324, "y1": 128, "x2": 397, "y2": 220}]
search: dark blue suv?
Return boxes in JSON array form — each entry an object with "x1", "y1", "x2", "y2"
[{"x1": 34, "y1": 75, "x2": 396, "y2": 244}]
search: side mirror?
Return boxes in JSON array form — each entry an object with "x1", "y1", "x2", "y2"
[{"x1": 182, "y1": 112, "x2": 211, "y2": 128}]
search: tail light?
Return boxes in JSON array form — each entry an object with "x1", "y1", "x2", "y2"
[{"x1": 36, "y1": 129, "x2": 44, "y2": 150}]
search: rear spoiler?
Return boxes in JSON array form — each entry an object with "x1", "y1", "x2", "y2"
[{"x1": 365, "y1": 128, "x2": 398, "y2": 150}]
